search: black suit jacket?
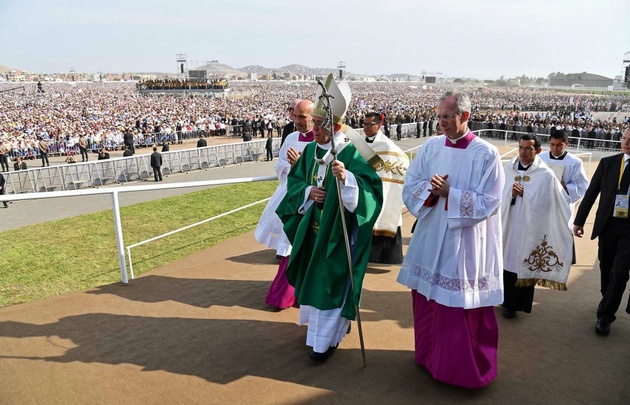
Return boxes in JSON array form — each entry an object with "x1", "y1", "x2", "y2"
[
  {"x1": 150, "y1": 152, "x2": 162, "y2": 168},
  {"x1": 0, "y1": 172, "x2": 5, "y2": 195},
  {"x1": 123, "y1": 132, "x2": 134, "y2": 146},
  {"x1": 280, "y1": 122, "x2": 295, "y2": 146},
  {"x1": 197, "y1": 138, "x2": 207, "y2": 148},
  {"x1": 574, "y1": 153, "x2": 626, "y2": 239}
]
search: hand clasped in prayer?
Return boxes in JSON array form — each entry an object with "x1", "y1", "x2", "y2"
[{"x1": 430, "y1": 174, "x2": 450, "y2": 197}]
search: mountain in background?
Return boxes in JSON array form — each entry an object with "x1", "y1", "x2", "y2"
[
  {"x1": 0, "y1": 61, "x2": 424, "y2": 80},
  {"x1": 239, "y1": 63, "x2": 373, "y2": 79},
  {"x1": 192, "y1": 61, "x2": 247, "y2": 78}
]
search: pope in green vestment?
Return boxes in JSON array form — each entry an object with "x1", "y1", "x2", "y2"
[{"x1": 276, "y1": 134, "x2": 382, "y2": 320}]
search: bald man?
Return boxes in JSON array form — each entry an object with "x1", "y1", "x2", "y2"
[
  {"x1": 256, "y1": 100, "x2": 315, "y2": 309},
  {"x1": 280, "y1": 99, "x2": 302, "y2": 146}
]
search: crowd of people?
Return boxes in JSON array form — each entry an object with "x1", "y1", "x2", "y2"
[
  {"x1": 137, "y1": 78, "x2": 229, "y2": 91},
  {"x1": 0, "y1": 81, "x2": 628, "y2": 171}
]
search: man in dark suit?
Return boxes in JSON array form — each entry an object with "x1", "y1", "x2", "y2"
[
  {"x1": 571, "y1": 126, "x2": 581, "y2": 146},
  {"x1": 13, "y1": 157, "x2": 27, "y2": 171},
  {"x1": 586, "y1": 126, "x2": 597, "y2": 149},
  {"x1": 123, "y1": 129, "x2": 135, "y2": 155},
  {"x1": 574, "y1": 128, "x2": 630, "y2": 336},
  {"x1": 280, "y1": 99, "x2": 301, "y2": 146},
  {"x1": 150, "y1": 146, "x2": 163, "y2": 182},
  {"x1": 265, "y1": 134, "x2": 273, "y2": 161},
  {"x1": 0, "y1": 172, "x2": 8, "y2": 208},
  {"x1": 97, "y1": 149, "x2": 110, "y2": 160},
  {"x1": 196, "y1": 134, "x2": 207, "y2": 148}
]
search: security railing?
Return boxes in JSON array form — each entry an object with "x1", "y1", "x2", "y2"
[{"x1": 3, "y1": 138, "x2": 279, "y2": 194}]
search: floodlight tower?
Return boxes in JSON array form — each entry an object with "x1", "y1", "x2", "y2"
[
  {"x1": 337, "y1": 61, "x2": 346, "y2": 80},
  {"x1": 623, "y1": 51, "x2": 630, "y2": 89},
  {"x1": 176, "y1": 54, "x2": 187, "y2": 75}
]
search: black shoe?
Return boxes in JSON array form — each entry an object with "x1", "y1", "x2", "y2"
[
  {"x1": 3, "y1": 204, "x2": 8, "y2": 208},
  {"x1": 309, "y1": 345, "x2": 337, "y2": 362},
  {"x1": 502, "y1": 308, "x2": 516, "y2": 319},
  {"x1": 595, "y1": 319, "x2": 611, "y2": 336}
]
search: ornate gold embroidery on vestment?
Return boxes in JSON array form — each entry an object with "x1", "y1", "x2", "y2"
[
  {"x1": 523, "y1": 235, "x2": 563, "y2": 272},
  {"x1": 311, "y1": 219, "x2": 319, "y2": 236}
]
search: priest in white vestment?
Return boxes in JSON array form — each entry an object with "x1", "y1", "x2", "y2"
[
  {"x1": 254, "y1": 100, "x2": 314, "y2": 309},
  {"x1": 362, "y1": 112, "x2": 409, "y2": 264},
  {"x1": 397, "y1": 91, "x2": 505, "y2": 389},
  {"x1": 501, "y1": 134, "x2": 572, "y2": 318}
]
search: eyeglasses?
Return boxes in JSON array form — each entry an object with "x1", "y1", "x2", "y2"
[
  {"x1": 436, "y1": 114, "x2": 458, "y2": 121},
  {"x1": 313, "y1": 120, "x2": 325, "y2": 128},
  {"x1": 363, "y1": 122, "x2": 378, "y2": 127}
]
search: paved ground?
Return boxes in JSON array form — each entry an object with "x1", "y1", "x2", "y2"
[{"x1": 0, "y1": 136, "x2": 628, "y2": 404}]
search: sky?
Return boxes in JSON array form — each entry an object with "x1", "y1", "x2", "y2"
[{"x1": 1, "y1": 0, "x2": 629, "y2": 80}]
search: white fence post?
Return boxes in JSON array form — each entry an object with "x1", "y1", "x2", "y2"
[{"x1": 111, "y1": 190, "x2": 128, "y2": 284}]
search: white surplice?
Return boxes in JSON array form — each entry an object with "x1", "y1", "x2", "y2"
[
  {"x1": 254, "y1": 131, "x2": 311, "y2": 256},
  {"x1": 539, "y1": 150, "x2": 589, "y2": 227},
  {"x1": 397, "y1": 135, "x2": 505, "y2": 309}
]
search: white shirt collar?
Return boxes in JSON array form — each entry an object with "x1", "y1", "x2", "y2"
[{"x1": 447, "y1": 131, "x2": 468, "y2": 144}]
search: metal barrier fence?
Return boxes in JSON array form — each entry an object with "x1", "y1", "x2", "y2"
[
  {"x1": 7, "y1": 129, "x2": 240, "y2": 160},
  {"x1": 3, "y1": 138, "x2": 279, "y2": 194},
  {"x1": 469, "y1": 122, "x2": 623, "y2": 152}
]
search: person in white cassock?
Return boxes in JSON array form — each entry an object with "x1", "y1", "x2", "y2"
[
  {"x1": 539, "y1": 130, "x2": 589, "y2": 213},
  {"x1": 362, "y1": 112, "x2": 409, "y2": 264},
  {"x1": 539, "y1": 129, "x2": 589, "y2": 263},
  {"x1": 501, "y1": 134, "x2": 572, "y2": 319},
  {"x1": 397, "y1": 91, "x2": 504, "y2": 389},
  {"x1": 254, "y1": 100, "x2": 315, "y2": 309}
]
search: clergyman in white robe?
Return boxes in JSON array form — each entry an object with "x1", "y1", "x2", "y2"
[{"x1": 397, "y1": 131, "x2": 504, "y2": 389}]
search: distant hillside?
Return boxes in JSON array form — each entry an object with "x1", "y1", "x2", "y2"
[
  {"x1": 240, "y1": 64, "x2": 366, "y2": 78},
  {"x1": 0, "y1": 62, "x2": 423, "y2": 81},
  {"x1": 194, "y1": 62, "x2": 247, "y2": 78}
]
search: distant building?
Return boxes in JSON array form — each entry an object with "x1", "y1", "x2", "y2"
[{"x1": 549, "y1": 72, "x2": 613, "y2": 88}]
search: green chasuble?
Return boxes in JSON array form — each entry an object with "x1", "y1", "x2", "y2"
[{"x1": 276, "y1": 140, "x2": 382, "y2": 320}]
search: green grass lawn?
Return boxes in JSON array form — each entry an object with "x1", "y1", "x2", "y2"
[{"x1": 0, "y1": 180, "x2": 278, "y2": 307}]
